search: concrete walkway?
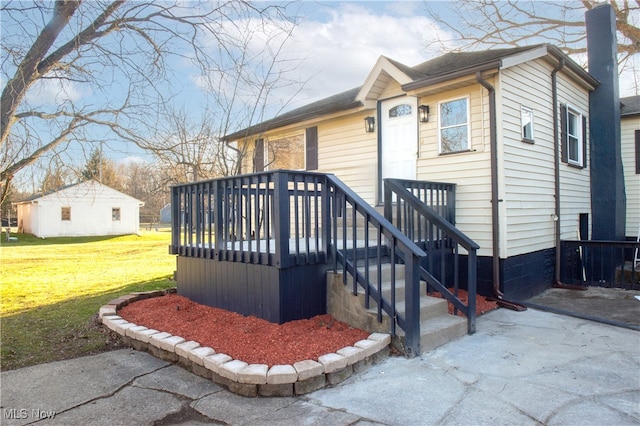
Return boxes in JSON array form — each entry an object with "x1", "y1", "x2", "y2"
[{"x1": 2, "y1": 308, "x2": 639, "y2": 425}]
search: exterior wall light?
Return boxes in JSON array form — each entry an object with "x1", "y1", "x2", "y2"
[
  {"x1": 364, "y1": 116, "x2": 376, "y2": 133},
  {"x1": 419, "y1": 105, "x2": 430, "y2": 123}
]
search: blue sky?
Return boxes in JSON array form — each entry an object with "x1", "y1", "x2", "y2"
[{"x1": 4, "y1": 1, "x2": 638, "y2": 187}]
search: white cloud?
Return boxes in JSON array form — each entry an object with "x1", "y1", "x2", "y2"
[
  {"x1": 24, "y1": 77, "x2": 85, "y2": 106},
  {"x1": 282, "y1": 3, "x2": 454, "y2": 107}
]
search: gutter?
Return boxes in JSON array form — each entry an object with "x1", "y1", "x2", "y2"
[
  {"x1": 403, "y1": 61, "x2": 501, "y2": 92},
  {"x1": 475, "y1": 71, "x2": 527, "y2": 311}
]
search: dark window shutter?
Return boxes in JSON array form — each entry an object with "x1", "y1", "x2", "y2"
[
  {"x1": 582, "y1": 115, "x2": 587, "y2": 168},
  {"x1": 560, "y1": 104, "x2": 568, "y2": 163},
  {"x1": 635, "y1": 129, "x2": 640, "y2": 174},
  {"x1": 254, "y1": 139, "x2": 264, "y2": 172},
  {"x1": 305, "y1": 126, "x2": 318, "y2": 170}
]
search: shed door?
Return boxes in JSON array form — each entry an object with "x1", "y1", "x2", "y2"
[{"x1": 380, "y1": 97, "x2": 418, "y2": 199}]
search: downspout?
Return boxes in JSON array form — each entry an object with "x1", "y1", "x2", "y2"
[
  {"x1": 476, "y1": 71, "x2": 526, "y2": 311},
  {"x1": 551, "y1": 59, "x2": 568, "y2": 288}
]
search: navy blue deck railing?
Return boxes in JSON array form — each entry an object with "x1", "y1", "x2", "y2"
[
  {"x1": 170, "y1": 170, "x2": 477, "y2": 355},
  {"x1": 384, "y1": 178, "x2": 479, "y2": 334},
  {"x1": 560, "y1": 240, "x2": 640, "y2": 290}
]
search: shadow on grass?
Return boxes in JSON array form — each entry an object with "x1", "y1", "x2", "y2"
[
  {"x1": 1, "y1": 276, "x2": 175, "y2": 372},
  {"x1": 0, "y1": 233, "x2": 132, "y2": 247}
]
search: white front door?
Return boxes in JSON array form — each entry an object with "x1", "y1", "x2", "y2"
[{"x1": 380, "y1": 96, "x2": 418, "y2": 199}]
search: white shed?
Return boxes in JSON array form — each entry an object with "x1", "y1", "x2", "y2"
[{"x1": 14, "y1": 180, "x2": 144, "y2": 238}]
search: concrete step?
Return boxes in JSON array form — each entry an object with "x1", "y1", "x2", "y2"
[
  {"x1": 366, "y1": 294, "x2": 448, "y2": 321},
  {"x1": 329, "y1": 264, "x2": 470, "y2": 355},
  {"x1": 419, "y1": 314, "x2": 468, "y2": 352}
]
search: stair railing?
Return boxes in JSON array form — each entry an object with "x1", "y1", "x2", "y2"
[
  {"x1": 326, "y1": 175, "x2": 427, "y2": 356},
  {"x1": 385, "y1": 178, "x2": 480, "y2": 334}
]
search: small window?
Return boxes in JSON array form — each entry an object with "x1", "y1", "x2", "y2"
[
  {"x1": 112, "y1": 207, "x2": 121, "y2": 221},
  {"x1": 389, "y1": 104, "x2": 412, "y2": 118},
  {"x1": 560, "y1": 104, "x2": 586, "y2": 168},
  {"x1": 439, "y1": 97, "x2": 469, "y2": 154},
  {"x1": 61, "y1": 207, "x2": 71, "y2": 221},
  {"x1": 521, "y1": 106, "x2": 534, "y2": 143},
  {"x1": 567, "y1": 108, "x2": 582, "y2": 165}
]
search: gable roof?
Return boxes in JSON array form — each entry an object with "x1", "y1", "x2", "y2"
[
  {"x1": 621, "y1": 95, "x2": 640, "y2": 117},
  {"x1": 14, "y1": 180, "x2": 143, "y2": 205},
  {"x1": 224, "y1": 44, "x2": 597, "y2": 141}
]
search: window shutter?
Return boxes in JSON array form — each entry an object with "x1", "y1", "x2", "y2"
[
  {"x1": 305, "y1": 126, "x2": 318, "y2": 170},
  {"x1": 581, "y1": 115, "x2": 587, "y2": 168},
  {"x1": 254, "y1": 139, "x2": 264, "y2": 172},
  {"x1": 560, "y1": 104, "x2": 568, "y2": 163},
  {"x1": 635, "y1": 129, "x2": 640, "y2": 174}
]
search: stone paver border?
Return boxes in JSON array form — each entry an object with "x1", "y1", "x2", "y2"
[{"x1": 99, "y1": 289, "x2": 391, "y2": 397}]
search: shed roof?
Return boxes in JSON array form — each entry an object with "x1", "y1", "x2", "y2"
[
  {"x1": 224, "y1": 44, "x2": 596, "y2": 141},
  {"x1": 14, "y1": 180, "x2": 144, "y2": 205}
]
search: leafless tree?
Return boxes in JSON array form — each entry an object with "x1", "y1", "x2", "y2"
[
  {"x1": 425, "y1": 1, "x2": 639, "y2": 64},
  {"x1": 0, "y1": 0, "x2": 299, "y2": 205}
]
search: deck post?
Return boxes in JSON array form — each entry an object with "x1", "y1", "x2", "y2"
[
  {"x1": 404, "y1": 253, "x2": 421, "y2": 356},
  {"x1": 273, "y1": 172, "x2": 290, "y2": 268},
  {"x1": 170, "y1": 186, "x2": 180, "y2": 254},
  {"x1": 467, "y1": 249, "x2": 477, "y2": 334}
]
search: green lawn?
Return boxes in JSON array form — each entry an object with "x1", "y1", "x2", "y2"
[{"x1": 0, "y1": 231, "x2": 176, "y2": 370}]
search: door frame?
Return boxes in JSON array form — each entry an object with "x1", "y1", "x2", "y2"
[{"x1": 377, "y1": 95, "x2": 419, "y2": 204}]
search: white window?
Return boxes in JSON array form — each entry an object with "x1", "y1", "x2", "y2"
[
  {"x1": 439, "y1": 97, "x2": 470, "y2": 154},
  {"x1": 521, "y1": 106, "x2": 534, "y2": 142},
  {"x1": 61, "y1": 207, "x2": 71, "y2": 221},
  {"x1": 265, "y1": 134, "x2": 305, "y2": 170},
  {"x1": 112, "y1": 207, "x2": 121, "y2": 221},
  {"x1": 567, "y1": 107, "x2": 582, "y2": 165}
]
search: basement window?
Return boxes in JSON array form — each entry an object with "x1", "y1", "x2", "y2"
[{"x1": 61, "y1": 207, "x2": 71, "y2": 221}]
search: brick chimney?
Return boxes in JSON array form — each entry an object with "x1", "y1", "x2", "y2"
[{"x1": 586, "y1": 4, "x2": 626, "y2": 240}]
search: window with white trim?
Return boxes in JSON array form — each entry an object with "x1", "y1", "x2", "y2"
[
  {"x1": 439, "y1": 97, "x2": 470, "y2": 154},
  {"x1": 521, "y1": 106, "x2": 534, "y2": 143},
  {"x1": 567, "y1": 107, "x2": 582, "y2": 166},
  {"x1": 112, "y1": 207, "x2": 121, "y2": 221},
  {"x1": 61, "y1": 207, "x2": 71, "y2": 221}
]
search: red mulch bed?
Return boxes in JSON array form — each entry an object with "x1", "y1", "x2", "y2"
[
  {"x1": 119, "y1": 294, "x2": 369, "y2": 367},
  {"x1": 119, "y1": 291, "x2": 498, "y2": 367},
  {"x1": 429, "y1": 289, "x2": 498, "y2": 315}
]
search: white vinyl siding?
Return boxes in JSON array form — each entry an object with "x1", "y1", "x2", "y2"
[
  {"x1": 500, "y1": 58, "x2": 590, "y2": 257},
  {"x1": 417, "y1": 86, "x2": 493, "y2": 256},
  {"x1": 317, "y1": 113, "x2": 378, "y2": 203},
  {"x1": 622, "y1": 116, "x2": 640, "y2": 237}
]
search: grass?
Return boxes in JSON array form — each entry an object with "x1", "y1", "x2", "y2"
[{"x1": 0, "y1": 231, "x2": 176, "y2": 371}]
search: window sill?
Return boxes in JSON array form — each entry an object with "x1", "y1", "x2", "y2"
[
  {"x1": 438, "y1": 149, "x2": 472, "y2": 156},
  {"x1": 522, "y1": 138, "x2": 535, "y2": 144}
]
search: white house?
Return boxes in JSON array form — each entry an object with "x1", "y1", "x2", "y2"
[
  {"x1": 15, "y1": 180, "x2": 144, "y2": 238},
  {"x1": 621, "y1": 95, "x2": 640, "y2": 240}
]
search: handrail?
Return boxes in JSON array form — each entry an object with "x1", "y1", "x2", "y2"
[
  {"x1": 325, "y1": 174, "x2": 426, "y2": 355},
  {"x1": 560, "y1": 239, "x2": 640, "y2": 289},
  {"x1": 385, "y1": 178, "x2": 479, "y2": 334}
]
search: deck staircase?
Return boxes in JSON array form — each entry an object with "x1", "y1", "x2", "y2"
[
  {"x1": 328, "y1": 206, "x2": 469, "y2": 353},
  {"x1": 329, "y1": 262, "x2": 468, "y2": 352}
]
